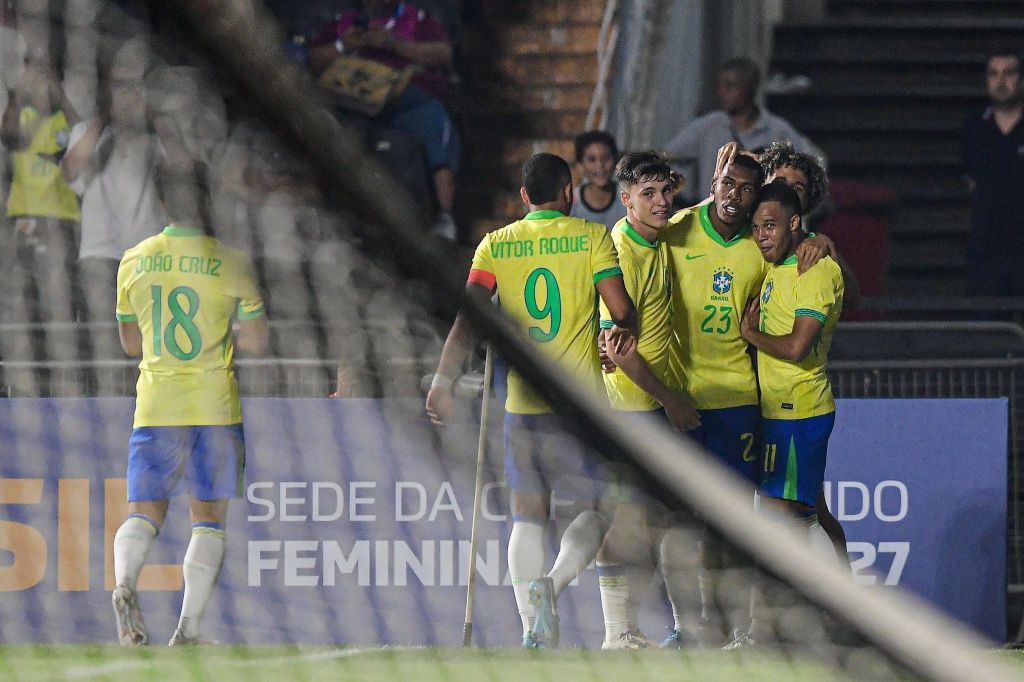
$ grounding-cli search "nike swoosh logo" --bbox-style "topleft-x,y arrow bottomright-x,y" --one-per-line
685,254 -> 706,260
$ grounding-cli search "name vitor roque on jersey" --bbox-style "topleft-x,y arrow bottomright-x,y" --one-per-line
489,235 -> 591,259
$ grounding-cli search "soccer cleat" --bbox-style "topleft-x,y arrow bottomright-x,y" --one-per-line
602,631 -> 649,651
112,584 -> 148,646
527,577 -> 559,648
168,629 -> 219,646
659,628 -> 685,649
722,630 -> 757,650
521,631 -> 540,649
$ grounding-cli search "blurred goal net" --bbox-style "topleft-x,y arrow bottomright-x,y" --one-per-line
0,1 -> 1017,680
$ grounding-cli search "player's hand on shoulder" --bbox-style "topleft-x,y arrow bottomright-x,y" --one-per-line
797,234 -> 833,273
739,296 -> 760,341
663,393 -> 701,432
425,383 -> 453,426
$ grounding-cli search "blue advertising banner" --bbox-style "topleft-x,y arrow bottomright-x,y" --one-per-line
0,398 -> 1008,646
824,399 -> 1008,642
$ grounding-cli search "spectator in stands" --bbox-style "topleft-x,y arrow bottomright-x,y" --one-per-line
63,39 -> 165,333
962,49 -> 1024,296
308,0 -> 461,241
570,130 -> 626,231
663,57 -> 817,205
2,52 -> 81,323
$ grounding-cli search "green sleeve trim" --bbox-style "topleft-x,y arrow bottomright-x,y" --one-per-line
599,319 -> 614,329
115,313 -> 137,322
593,267 -> 623,283
235,306 -> 266,320
795,308 -> 826,324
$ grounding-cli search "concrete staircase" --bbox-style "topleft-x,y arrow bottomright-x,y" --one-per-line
767,0 -> 1024,296
456,1 -> 607,242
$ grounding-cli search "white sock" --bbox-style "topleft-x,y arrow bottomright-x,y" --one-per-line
597,561 -> 629,642
177,525 -> 226,639
113,515 -> 158,590
547,510 -> 606,596
508,520 -> 546,636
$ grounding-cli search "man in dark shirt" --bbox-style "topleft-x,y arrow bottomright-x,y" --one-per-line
962,49 -> 1024,295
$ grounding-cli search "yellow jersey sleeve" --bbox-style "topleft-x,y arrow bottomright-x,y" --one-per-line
589,222 -> 622,283
115,251 -> 138,322
600,219 -> 673,411
757,257 -> 843,419
793,260 -> 838,326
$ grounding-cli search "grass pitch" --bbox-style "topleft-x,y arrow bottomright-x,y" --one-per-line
0,645 -> 927,681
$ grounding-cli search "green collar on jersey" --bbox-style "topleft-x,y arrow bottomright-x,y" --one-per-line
699,203 -> 749,247
780,254 -> 798,266
621,219 -> 657,248
524,210 -> 564,220
162,224 -> 204,237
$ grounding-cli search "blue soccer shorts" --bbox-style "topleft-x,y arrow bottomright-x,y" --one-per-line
689,405 -> 760,484
503,412 -> 609,505
759,412 -> 835,508
127,424 -> 246,502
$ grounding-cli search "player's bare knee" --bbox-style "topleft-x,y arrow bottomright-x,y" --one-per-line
128,500 -> 169,529
659,525 -> 701,572
510,491 -> 548,524
189,498 -> 229,525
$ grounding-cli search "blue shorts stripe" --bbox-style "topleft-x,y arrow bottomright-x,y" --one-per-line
759,412 -> 835,507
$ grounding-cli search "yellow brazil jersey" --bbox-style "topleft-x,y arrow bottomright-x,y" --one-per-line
469,210 -> 622,415
757,254 -> 844,420
6,107 -> 80,221
599,218 -> 674,411
116,225 -> 265,427
664,202 -> 768,410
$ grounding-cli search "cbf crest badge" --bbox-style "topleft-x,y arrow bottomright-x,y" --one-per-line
762,281 -> 773,303
712,269 -> 733,295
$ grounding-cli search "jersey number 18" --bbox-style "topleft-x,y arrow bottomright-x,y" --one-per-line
150,284 -> 203,360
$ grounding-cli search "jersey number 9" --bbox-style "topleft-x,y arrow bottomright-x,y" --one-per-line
524,268 -> 561,342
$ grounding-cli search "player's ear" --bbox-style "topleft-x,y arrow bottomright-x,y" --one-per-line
789,211 -> 801,234
520,186 -> 531,207
562,182 -> 572,206
619,188 -> 630,209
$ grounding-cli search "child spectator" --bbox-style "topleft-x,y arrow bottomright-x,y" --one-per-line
569,130 -> 625,231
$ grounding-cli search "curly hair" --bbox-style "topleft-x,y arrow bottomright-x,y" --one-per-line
759,141 -> 828,214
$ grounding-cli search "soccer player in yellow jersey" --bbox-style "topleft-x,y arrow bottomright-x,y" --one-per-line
426,153 -> 637,648
595,151 -> 700,649
741,180 -> 843,527
110,163 -> 268,646
657,154 -> 765,647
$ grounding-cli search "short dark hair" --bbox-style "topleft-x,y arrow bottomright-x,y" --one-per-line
987,49 -> 1022,71
156,159 -> 212,229
754,179 -> 803,217
522,153 -> 572,204
759,141 -> 829,213
721,153 -> 765,185
574,130 -> 619,163
615,150 -> 674,191
719,56 -> 760,92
